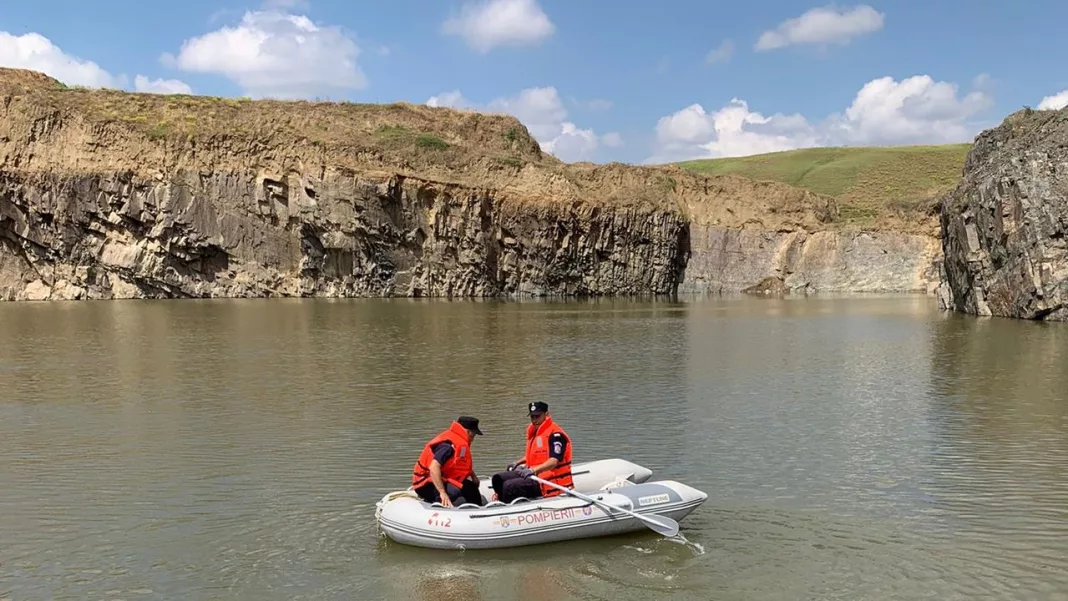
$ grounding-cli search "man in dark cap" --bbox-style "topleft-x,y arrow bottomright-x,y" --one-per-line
490,401 -> 574,503
411,416 -> 485,507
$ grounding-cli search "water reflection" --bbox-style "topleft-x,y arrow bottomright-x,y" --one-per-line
680,295 -> 943,521
1,296 -> 1067,600
923,312 -> 1068,554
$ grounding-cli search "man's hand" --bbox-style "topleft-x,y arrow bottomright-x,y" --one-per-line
516,466 -> 534,478
438,491 -> 453,508
430,460 -> 452,507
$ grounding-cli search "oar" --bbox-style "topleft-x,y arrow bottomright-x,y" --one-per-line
528,475 -> 680,537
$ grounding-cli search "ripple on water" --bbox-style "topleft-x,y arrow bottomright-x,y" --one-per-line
560,537 -> 706,597
3,297 -> 1068,600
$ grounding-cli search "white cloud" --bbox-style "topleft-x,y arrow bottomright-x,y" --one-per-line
162,9 -> 366,99
652,101 -> 817,162
648,74 -> 993,163
427,90 -> 469,108
825,75 -> 992,145
756,5 -> 884,51
134,75 -> 193,95
424,86 -> 615,162
706,40 -> 734,65
0,31 -> 124,88
0,30 -> 193,96
442,0 -> 554,53
601,132 -> 624,148
486,86 -> 568,141
543,122 -> 599,162
1038,90 -> 1068,111
656,104 -> 716,146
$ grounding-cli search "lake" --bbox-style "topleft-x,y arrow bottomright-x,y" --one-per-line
2,295 -> 1067,600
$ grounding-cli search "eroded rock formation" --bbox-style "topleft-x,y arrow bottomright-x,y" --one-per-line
682,227 -> 942,295
0,68 -> 944,301
0,170 -> 689,300
939,107 -> 1068,320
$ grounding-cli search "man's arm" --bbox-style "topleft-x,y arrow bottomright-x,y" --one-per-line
428,460 -> 452,507
428,442 -> 455,507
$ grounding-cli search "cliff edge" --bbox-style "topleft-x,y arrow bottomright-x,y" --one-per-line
939,106 -> 1068,320
1,68 -> 937,300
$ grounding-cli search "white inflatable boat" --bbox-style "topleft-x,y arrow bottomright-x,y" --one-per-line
374,458 -> 708,550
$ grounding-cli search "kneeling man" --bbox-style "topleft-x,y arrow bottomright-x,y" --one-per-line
411,416 -> 484,507
491,402 -> 573,503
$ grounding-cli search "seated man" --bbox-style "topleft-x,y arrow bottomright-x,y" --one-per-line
491,401 -> 573,503
411,416 -> 485,507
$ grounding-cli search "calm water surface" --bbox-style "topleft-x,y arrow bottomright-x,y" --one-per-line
1,295 -> 1067,600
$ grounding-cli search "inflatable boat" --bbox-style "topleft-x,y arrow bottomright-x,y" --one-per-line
374,458 -> 707,550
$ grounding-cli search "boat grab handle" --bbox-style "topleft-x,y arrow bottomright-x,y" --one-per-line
467,499 -> 595,519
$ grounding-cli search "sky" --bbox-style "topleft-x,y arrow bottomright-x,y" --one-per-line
2,0 -> 1068,165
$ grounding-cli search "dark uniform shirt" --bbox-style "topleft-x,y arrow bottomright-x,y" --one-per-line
430,441 -> 455,465
548,431 -> 568,461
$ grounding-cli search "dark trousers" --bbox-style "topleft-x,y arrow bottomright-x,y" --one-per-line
491,470 -> 542,503
414,479 -> 484,506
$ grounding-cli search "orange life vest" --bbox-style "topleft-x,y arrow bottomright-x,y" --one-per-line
412,421 -> 473,490
525,416 -> 573,497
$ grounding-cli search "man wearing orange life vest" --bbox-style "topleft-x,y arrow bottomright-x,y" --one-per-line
411,416 -> 485,508
490,401 -> 573,503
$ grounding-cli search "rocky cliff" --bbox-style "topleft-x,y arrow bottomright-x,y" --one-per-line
0,68 -> 940,301
681,227 -> 942,295
939,106 -> 1068,320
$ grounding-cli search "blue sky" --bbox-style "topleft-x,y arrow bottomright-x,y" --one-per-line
2,0 -> 1067,164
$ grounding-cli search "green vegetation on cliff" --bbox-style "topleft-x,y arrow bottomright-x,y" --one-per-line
675,144 -> 971,230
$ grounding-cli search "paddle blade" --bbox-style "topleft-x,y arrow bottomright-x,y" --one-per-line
644,513 -> 680,537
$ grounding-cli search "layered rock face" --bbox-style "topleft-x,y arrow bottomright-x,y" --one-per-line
0,68 -> 943,301
0,70 -> 689,300
672,176 -> 943,294
0,170 -> 689,300
939,107 -> 1068,320
681,227 -> 942,295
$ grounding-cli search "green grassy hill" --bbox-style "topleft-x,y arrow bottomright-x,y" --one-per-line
675,144 -> 972,230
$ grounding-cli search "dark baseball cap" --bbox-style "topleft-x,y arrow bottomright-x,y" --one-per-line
457,416 -> 483,435
527,401 -> 549,415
